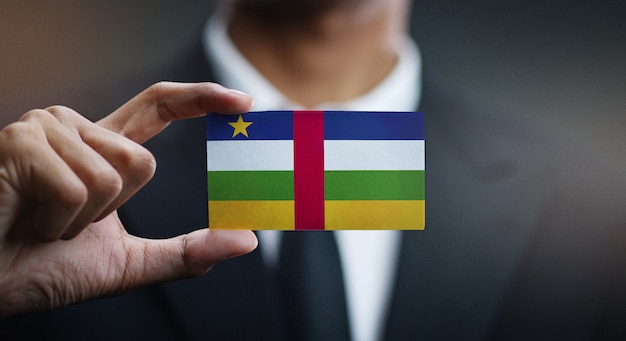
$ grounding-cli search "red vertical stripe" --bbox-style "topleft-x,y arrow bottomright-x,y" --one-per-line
293,111 -> 325,230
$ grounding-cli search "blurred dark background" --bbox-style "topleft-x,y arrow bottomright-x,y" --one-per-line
1,1 -> 625,162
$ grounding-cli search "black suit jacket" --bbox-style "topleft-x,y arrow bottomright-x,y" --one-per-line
3,34 -> 626,341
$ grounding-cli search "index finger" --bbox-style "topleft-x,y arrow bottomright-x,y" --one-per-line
97,82 -> 253,144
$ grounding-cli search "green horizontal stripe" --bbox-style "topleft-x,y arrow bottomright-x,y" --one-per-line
325,170 -> 424,200
208,171 -> 294,200
208,170 -> 424,201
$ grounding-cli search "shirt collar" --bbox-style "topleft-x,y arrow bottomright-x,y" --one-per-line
203,12 -> 422,112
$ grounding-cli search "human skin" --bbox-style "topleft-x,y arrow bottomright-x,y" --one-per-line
228,0 -> 409,108
0,82 -> 258,316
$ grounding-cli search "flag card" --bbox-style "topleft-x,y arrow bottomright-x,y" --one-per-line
206,111 -> 425,230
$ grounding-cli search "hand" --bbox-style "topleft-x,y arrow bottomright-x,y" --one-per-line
0,82 -> 258,316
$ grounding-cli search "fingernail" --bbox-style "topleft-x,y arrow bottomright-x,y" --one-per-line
227,89 -> 254,110
227,88 -> 249,97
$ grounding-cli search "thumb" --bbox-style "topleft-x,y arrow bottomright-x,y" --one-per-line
126,229 -> 257,286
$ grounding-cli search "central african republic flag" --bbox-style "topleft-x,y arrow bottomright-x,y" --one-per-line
206,111 -> 425,230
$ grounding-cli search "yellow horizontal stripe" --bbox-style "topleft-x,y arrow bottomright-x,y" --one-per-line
209,200 -> 294,230
325,200 -> 425,230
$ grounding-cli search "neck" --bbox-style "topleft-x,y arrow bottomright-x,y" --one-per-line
228,1 -> 409,108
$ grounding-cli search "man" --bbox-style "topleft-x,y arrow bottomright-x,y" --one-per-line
3,1 -> 626,340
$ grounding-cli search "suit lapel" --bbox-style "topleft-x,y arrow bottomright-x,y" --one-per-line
383,80 -> 545,339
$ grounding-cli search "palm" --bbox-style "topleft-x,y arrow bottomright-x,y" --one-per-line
1,212 -> 141,312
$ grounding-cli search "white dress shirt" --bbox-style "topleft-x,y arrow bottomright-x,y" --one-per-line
203,12 -> 422,341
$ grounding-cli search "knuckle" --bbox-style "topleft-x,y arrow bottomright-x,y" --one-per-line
57,181 -> 89,210
44,105 -> 80,124
19,108 -> 54,123
132,147 -> 158,181
18,106 -> 82,129
150,81 -> 173,93
149,81 -> 164,91
116,144 -> 157,183
0,122 -> 44,151
149,81 -> 176,122
0,121 -> 30,139
44,105 -> 73,116
147,81 -> 173,104
90,167 -> 124,199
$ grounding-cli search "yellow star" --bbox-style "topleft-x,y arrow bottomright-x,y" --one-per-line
228,114 -> 253,138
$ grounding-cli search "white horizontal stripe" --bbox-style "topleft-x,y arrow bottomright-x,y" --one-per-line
207,140 -> 293,171
324,140 -> 424,170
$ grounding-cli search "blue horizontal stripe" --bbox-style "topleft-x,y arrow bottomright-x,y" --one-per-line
324,111 -> 423,140
207,111 -> 424,141
207,111 -> 293,140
